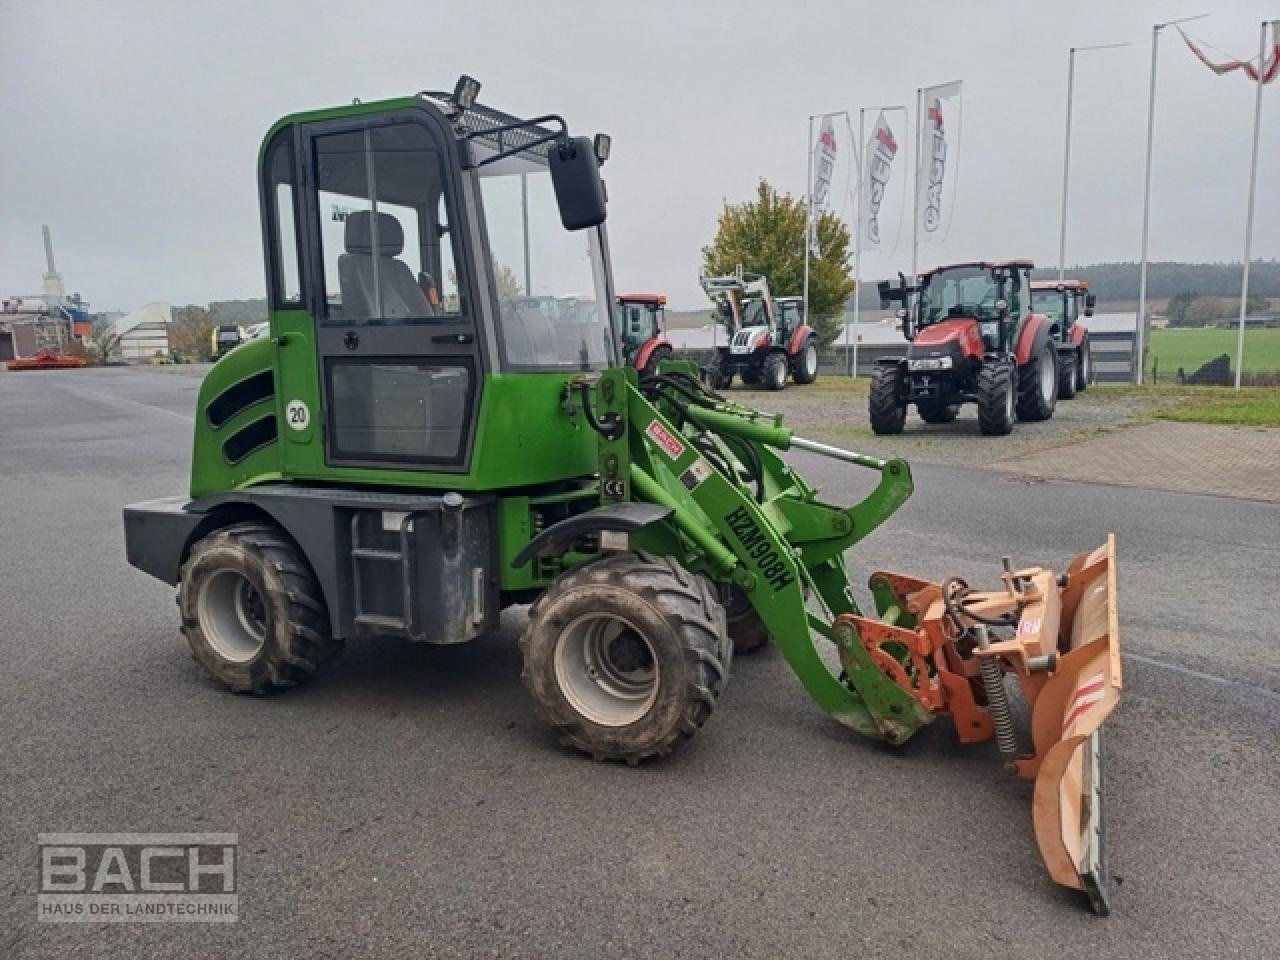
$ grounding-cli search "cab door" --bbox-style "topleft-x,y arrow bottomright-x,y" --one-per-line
300,111 -> 482,472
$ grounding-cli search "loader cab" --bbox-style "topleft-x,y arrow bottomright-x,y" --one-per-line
237,83 -> 618,495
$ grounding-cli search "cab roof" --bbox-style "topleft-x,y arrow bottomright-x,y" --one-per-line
617,293 -> 667,305
1030,280 -> 1089,292
920,259 -> 1035,279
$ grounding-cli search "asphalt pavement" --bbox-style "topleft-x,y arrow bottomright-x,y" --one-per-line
2,367 -> 1278,959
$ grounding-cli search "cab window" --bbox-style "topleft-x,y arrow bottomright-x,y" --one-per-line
312,122 -> 462,325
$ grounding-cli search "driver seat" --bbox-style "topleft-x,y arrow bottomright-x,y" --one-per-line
338,211 -> 432,320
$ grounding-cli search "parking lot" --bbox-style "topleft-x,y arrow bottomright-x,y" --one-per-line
3,367 -> 1279,959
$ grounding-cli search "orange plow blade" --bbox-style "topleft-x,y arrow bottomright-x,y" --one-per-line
1027,535 -> 1121,914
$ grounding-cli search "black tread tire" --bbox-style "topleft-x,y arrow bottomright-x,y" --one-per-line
790,340 -> 819,384
762,351 -> 788,391
179,522 -> 339,694
740,369 -> 760,385
1076,342 -> 1090,392
520,552 -> 730,764
1058,351 -> 1078,399
640,344 -> 673,379
977,362 -> 1016,436
916,399 -> 960,424
723,584 -> 771,654
1017,342 -> 1059,422
869,364 -> 908,435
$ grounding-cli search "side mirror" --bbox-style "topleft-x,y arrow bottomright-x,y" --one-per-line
549,136 -> 607,230
877,279 -> 899,310
1084,292 -> 1097,316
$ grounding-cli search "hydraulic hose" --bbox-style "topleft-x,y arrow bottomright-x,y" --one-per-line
575,382 -> 624,440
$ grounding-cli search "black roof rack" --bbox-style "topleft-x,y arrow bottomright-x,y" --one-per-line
418,91 -> 558,158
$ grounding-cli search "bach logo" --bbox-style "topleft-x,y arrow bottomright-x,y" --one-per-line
38,833 -> 239,923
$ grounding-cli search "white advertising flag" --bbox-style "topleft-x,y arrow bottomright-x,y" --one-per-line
863,111 -> 899,247
916,81 -> 962,239
810,115 -> 837,256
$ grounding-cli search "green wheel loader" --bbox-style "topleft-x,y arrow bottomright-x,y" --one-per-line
123,78 -> 1123,914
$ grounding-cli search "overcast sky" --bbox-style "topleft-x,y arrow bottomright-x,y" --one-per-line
2,0 -> 1277,312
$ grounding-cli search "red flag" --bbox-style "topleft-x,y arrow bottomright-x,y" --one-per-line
1177,25 -> 1279,84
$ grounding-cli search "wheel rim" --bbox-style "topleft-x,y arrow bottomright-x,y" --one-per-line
774,359 -> 786,388
1004,375 -> 1015,423
197,568 -> 267,663
1040,348 -> 1057,406
804,344 -> 817,377
554,613 -> 659,727
1080,349 -> 1090,384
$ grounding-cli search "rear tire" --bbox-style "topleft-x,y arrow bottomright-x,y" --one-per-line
179,522 -> 338,694
762,351 -> 788,391
1017,342 -> 1059,422
520,553 -> 730,763
977,362 -> 1016,436
869,364 -> 908,434
790,340 -> 819,384
1057,352 -> 1078,399
640,344 -> 672,379
916,399 -> 960,424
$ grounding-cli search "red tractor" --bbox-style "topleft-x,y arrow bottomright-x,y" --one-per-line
700,267 -> 819,390
1030,279 -> 1096,398
871,260 -> 1060,436
615,293 -> 672,376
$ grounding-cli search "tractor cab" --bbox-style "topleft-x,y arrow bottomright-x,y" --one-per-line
912,261 -> 1035,355
615,292 -> 671,374
774,296 -> 806,344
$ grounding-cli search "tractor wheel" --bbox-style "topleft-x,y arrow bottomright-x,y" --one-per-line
179,523 -> 339,694
916,399 -> 960,424
1017,342 -> 1059,422
790,340 -> 819,384
740,369 -> 760,385
1058,352 -> 1078,399
762,351 -> 788,391
869,364 -> 907,435
1076,343 -> 1091,392
722,584 -> 771,654
640,344 -> 673,379
976,362 -> 1017,436
520,552 -> 730,763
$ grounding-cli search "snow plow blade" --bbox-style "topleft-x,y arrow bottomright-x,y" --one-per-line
1026,535 -> 1121,915
855,535 -> 1122,914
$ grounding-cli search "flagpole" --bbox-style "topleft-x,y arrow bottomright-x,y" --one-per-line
911,87 -> 922,279
1058,42 -> 1132,282
804,113 -> 814,333
1137,14 -> 1207,386
1234,20 -> 1274,391
850,108 -> 864,377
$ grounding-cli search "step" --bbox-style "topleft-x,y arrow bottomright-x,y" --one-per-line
352,547 -> 403,562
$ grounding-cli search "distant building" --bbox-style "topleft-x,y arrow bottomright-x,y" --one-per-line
114,303 -> 172,361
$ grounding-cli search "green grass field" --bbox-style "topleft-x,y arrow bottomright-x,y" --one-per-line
1146,326 -> 1280,377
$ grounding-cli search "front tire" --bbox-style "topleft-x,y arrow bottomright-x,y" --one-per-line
723,584 -> 771,654
790,340 -> 819,384
869,364 -> 908,434
1076,343 -> 1091,391
977,362 -> 1016,436
520,553 -> 730,763
762,351 -> 788,391
179,522 -> 338,693
1058,352 -> 1078,399
1017,342 -> 1059,422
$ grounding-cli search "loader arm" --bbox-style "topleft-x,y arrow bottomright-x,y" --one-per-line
582,366 -> 932,743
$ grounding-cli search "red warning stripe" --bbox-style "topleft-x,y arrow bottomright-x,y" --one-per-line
1061,674 -> 1106,733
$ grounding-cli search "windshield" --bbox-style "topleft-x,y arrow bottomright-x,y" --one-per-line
741,297 -> 769,327
475,147 -> 614,370
1031,290 -> 1067,324
919,267 -> 1002,324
